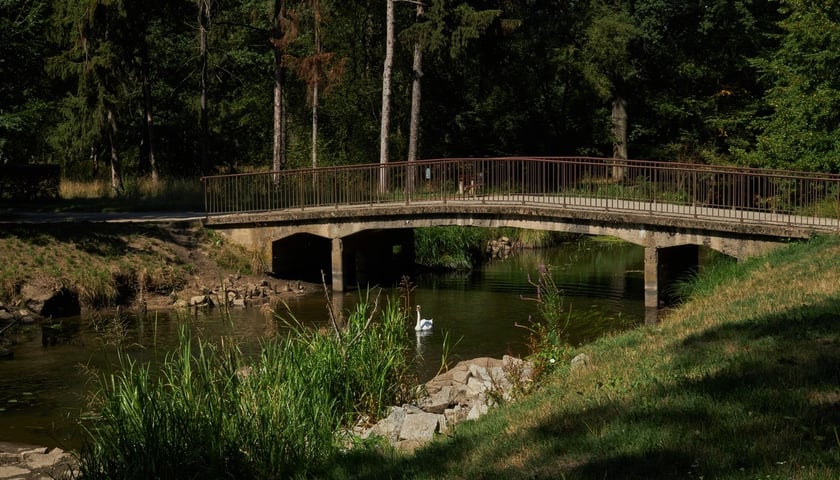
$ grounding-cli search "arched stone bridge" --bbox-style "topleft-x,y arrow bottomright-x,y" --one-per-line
202,157 -> 840,313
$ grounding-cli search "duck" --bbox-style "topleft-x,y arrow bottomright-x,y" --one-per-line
414,305 -> 433,331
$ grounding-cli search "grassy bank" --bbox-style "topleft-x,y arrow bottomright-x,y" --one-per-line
334,236 -> 840,479
0,222 -> 253,308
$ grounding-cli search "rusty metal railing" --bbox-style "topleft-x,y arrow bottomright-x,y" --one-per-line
201,157 -> 840,232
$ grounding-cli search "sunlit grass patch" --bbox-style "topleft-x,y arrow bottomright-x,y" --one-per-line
334,236 -> 840,479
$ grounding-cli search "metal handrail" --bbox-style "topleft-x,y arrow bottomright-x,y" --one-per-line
201,157 -> 840,232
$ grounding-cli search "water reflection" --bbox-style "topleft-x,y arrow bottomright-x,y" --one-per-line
0,237 -> 647,449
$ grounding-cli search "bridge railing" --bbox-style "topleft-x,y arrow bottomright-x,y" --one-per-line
202,157 -> 840,230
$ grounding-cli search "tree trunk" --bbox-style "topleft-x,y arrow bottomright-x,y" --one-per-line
611,96 -> 628,181
107,109 -> 123,195
311,79 -> 319,169
406,3 -> 424,193
311,2 -> 320,170
141,58 -> 159,183
379,0 -> 395,193
198,0 -> 210,175
273,0 -> 286,177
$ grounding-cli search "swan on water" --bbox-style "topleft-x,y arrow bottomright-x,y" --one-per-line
415,305 -> 433,331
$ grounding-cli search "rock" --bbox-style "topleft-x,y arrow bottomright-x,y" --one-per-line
399,412 -> 444,442
189,295 -> 213,307
0,442 -> 76,479
444,404 -> 468,426
360,356 -> 534,451
419,385 -> 453,414
21,285 -> 80,318
0,308 -> 14,322
467,401 -> 489,421
365,406 -> 406,444
570,353 -> 590,370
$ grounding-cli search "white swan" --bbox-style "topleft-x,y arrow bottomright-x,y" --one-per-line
414,305 -> 433,331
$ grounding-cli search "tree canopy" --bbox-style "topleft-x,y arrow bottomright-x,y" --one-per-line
2,0 -> 839,185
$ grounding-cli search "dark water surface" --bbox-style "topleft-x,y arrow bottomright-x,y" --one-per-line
0,237 -> 646,449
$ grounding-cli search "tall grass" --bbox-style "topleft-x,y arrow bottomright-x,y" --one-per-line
518,264 -> 574,377
414,227 -> 570,270
77,292 -> 414,479
55,176 -> 203,211
414,226 -> 487,270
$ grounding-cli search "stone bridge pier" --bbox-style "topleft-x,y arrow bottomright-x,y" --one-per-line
640,230 -> 784,317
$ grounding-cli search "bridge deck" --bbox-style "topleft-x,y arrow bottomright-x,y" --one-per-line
205,193 -> 838,239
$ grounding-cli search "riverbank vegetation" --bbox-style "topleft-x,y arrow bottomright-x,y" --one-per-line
325,235 -> 840,479
77,293 -> 414,479
64,231 -> 840,478
414,226 -> 573,270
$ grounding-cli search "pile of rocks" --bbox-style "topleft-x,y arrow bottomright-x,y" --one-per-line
486,236 -> 517,260
356,355 -> 534,451
181,277 -> 308,308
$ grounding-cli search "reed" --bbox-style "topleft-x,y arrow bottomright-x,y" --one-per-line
77,291 -> 414,479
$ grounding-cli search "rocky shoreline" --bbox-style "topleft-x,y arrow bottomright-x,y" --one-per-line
356,355 -> 534,451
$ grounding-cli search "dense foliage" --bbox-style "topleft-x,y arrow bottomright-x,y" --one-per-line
2,0 -> 839,187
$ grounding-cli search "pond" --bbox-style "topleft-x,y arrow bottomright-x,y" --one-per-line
0,236 -> 648,450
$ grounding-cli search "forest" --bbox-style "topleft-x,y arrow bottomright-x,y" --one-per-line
1,0 -> 839,194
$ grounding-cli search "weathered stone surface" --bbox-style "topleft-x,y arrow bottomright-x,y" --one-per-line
189,295 -> 213,307
419,385 -> 452,414
399,412 -> 444,442
360,356 -> 534,451
365,406 -> 406,444
0,443 -> 76,480
570,353 -> 590,370
21,284 -> 80,319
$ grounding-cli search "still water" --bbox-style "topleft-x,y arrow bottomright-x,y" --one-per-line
0,237 -> 645,449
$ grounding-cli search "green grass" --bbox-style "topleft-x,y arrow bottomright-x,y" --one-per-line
0,223 -> 206,307
77,292 -> 415,479
323,235 -> 840,479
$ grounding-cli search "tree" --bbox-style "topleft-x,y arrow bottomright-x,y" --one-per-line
271,0 -> 288,173
579,0 -> 640,178
197,0 -> 213,175
0,0 -> 51,165
286,0 -> 345,169
378,0 -> 395,192
48,0 -> 138,193
748,0 -> 840,172
400,0 -> 499,193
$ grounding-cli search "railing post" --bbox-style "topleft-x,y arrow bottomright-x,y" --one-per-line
692,169 -> 697,218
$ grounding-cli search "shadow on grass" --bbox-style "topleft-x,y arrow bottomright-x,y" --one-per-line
333,297 -> 840,479
0,222 -> 197,257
